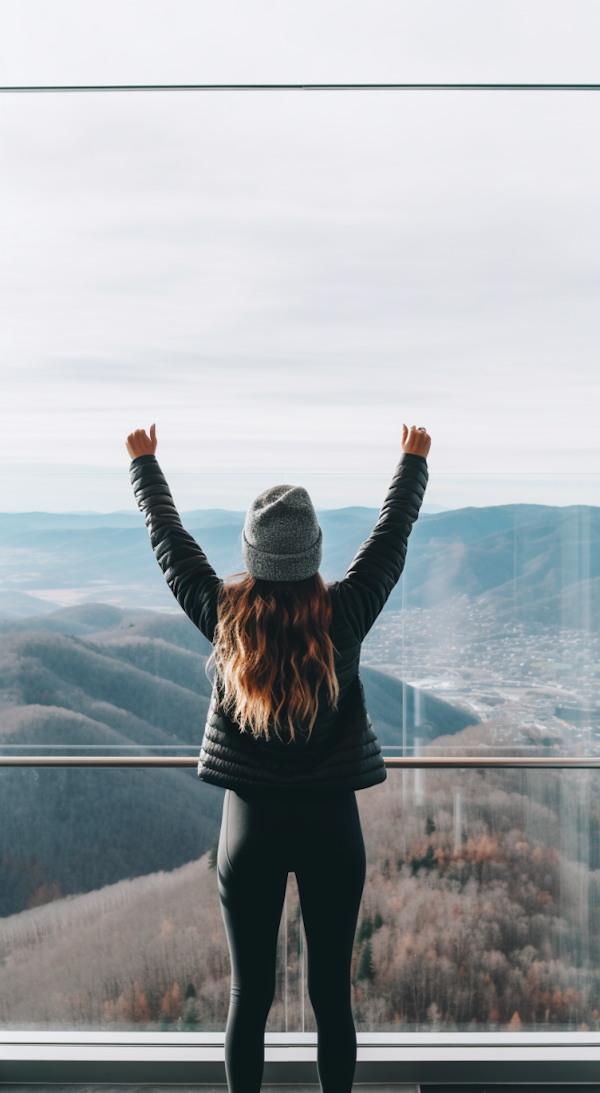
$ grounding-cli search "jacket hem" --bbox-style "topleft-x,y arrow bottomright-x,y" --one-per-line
197,762 -> 387,796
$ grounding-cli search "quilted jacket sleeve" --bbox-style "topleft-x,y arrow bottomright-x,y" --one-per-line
130,454 -> 222,643
336,452 -> 428,643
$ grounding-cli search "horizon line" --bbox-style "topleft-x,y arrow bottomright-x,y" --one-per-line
3,499 -> 600,517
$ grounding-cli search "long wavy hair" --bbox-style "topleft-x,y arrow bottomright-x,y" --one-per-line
213,572 -> 339,742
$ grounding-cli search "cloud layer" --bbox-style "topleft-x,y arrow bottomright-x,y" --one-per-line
1,4 -> 599,509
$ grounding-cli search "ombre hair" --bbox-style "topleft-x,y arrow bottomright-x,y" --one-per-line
213,572 -> 339,742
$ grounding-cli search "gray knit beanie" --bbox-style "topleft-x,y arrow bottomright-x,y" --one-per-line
242,484 -> 322,582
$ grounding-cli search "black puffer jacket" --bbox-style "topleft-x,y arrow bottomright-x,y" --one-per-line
130,452 -> 428,797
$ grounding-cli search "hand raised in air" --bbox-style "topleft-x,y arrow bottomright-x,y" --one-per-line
126,423 -> 157,460
402,424 -> 431,458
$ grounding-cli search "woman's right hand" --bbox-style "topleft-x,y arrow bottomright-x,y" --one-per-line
126,424 -> 157,460
402,424 -> 431,458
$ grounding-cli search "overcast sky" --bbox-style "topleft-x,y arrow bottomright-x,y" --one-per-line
1,1 -> 599,511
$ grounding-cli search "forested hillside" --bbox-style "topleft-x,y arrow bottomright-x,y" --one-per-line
0,605 -> 475,917
0,606 -> 215,917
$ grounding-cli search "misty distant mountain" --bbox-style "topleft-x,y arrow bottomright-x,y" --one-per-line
0,604 -> 475,917
0,504 -> 441,532
0,502 -> 597,626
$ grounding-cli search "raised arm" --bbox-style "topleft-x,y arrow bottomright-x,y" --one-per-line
127,425 -> 222,642
336,425 -> 430,642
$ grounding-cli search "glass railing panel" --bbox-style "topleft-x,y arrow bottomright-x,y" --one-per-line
1,79 -> 598,1036
349,768 -> 600,1032
280,769 -> 600,1035
4,766 -> 600,1033
0,766 -> 303,1033
0,782 -> 224,1031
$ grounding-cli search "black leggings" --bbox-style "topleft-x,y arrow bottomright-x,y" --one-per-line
217,788 -> 366,1093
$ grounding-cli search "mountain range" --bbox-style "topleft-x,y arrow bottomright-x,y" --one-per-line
0,503 -> 597,628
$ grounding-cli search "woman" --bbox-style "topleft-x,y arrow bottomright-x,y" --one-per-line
126,423 -> 430,1093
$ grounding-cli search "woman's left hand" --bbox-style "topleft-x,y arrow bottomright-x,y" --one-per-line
126,423 -> 157,459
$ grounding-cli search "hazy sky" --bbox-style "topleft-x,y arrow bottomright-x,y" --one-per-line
1,1 -> 599,510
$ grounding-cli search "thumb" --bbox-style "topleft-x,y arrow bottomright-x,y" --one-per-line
150,423 -> 156,444
402,423 -> 408,443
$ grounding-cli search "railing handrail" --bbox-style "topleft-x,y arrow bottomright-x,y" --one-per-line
2,83 -> 600,93
1,755 -> 600,768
